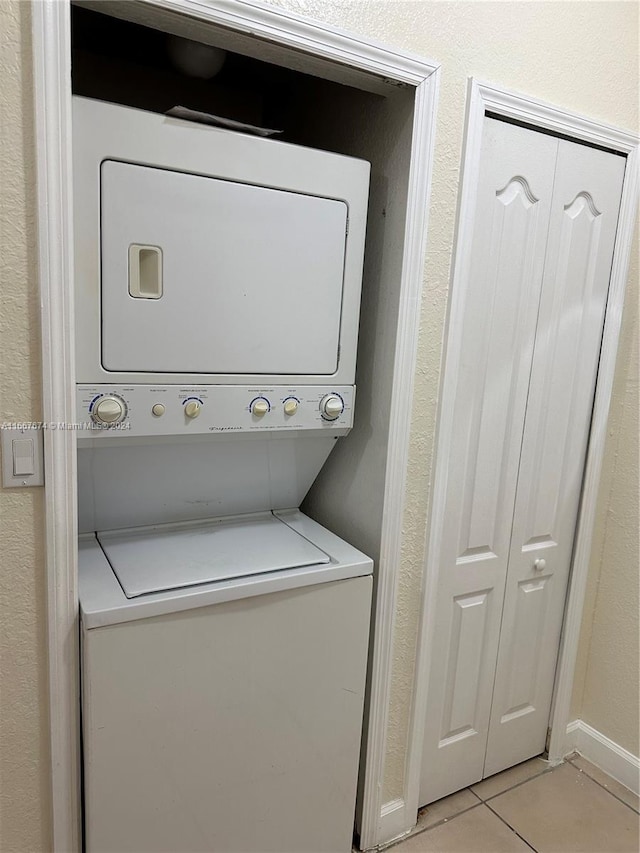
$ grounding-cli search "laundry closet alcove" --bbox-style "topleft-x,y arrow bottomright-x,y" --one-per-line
31,1 -> 440,850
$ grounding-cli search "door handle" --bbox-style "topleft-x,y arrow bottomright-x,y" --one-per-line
129,244 -> 163,299
533,558 -> 546,572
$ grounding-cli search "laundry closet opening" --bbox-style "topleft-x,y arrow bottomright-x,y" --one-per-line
70,3 -> 421,850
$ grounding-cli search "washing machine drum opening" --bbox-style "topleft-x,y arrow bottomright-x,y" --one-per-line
97,513 -> 331,599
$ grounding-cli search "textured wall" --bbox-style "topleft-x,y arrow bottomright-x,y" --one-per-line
570,231 -> 639,756
0,1 -> 637,848
0,1 -> 52,851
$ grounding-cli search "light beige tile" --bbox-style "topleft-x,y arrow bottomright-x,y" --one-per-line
470,756 -> 548,800
415,788 -> 481,831
392,804 -> 530,852
569,754 -> 640,813
490,762 -> 640,852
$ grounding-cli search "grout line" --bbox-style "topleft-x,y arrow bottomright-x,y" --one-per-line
567,758 -> 640,815
484,799 -> 539,852
481,766 -> 555,803
383,800 -> 485,850
398,764 -> 555,848
416,800 -> 485,835
387,757 -> 638,851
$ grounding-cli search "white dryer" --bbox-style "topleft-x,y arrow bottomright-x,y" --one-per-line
72,97 -> 370,388
80,510 -> 372,853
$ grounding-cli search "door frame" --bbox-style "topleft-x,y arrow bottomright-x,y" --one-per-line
31,1 -> 440,850
405,77 -> 639,826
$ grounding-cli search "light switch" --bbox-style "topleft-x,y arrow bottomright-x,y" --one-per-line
12,438 -> 35,476
1,427 -> 44,488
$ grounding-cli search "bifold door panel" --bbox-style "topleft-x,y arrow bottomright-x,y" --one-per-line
483,139 -> 626,777
101,160 -> 348,375
419,118 -> 625,805
419,120 -> 558,803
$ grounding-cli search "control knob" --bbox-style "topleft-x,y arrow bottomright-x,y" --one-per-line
251,399 -> 270,417
320,394 -> 344,420
91,395 -> 126,426
184,400 -> 201,419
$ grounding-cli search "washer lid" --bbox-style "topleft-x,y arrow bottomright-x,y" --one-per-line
97,513 -> 330,599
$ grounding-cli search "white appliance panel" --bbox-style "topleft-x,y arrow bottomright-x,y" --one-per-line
82,576 -> 372,853
101,160 -> 347,375
76,431 -> 342,533
98,512 -> 330,598
75,384 -> 355,438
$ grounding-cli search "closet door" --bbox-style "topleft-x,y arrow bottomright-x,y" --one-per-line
418,119 -> 558,806
483,140 -> 626,777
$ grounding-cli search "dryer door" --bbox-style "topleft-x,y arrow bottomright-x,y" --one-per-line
100,160 -> 348,375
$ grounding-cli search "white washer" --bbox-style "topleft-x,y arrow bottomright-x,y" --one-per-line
80,509 -> 373,853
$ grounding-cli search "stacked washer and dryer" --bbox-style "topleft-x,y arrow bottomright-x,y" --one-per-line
74,96 -> 373,853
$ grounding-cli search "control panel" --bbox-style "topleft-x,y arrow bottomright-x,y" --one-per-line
76,385 -> 355,437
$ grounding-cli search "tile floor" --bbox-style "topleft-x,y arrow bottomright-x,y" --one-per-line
388,755 -> 639,852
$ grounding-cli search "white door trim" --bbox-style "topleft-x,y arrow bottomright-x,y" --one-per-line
361,67 -> 440,851
31,2 -> 440,850
405,78 -> 639,827
32,3 -> 80,851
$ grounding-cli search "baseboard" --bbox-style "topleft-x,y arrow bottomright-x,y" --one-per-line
566,719 -> 640,796
564,718 -> 581,756
370,798 -> 411,850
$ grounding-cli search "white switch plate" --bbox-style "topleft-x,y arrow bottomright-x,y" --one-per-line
1,426 -> 44,488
